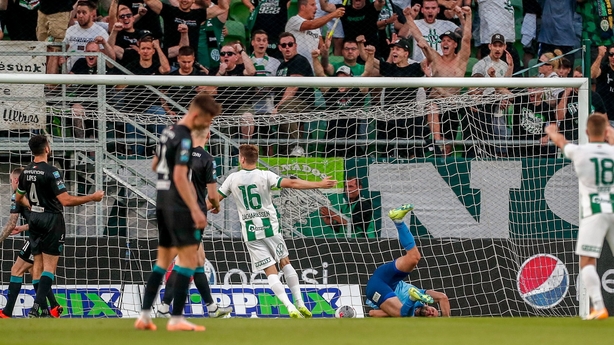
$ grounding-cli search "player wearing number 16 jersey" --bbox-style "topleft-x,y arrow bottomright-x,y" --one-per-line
15,135 -> 104,318
212,144 -> 337,318
545,113 -> 614,320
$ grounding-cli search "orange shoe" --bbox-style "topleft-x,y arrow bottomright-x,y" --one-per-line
134,317 -> 157,330
50,306 -> 63,318
166,319 -> 206,332
0,310 -> 10,319
586,308 -> 609,320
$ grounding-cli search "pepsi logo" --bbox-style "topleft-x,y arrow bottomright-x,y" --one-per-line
517,254 -> 569,309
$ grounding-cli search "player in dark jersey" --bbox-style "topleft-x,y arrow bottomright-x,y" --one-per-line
0,167 -> 62,318
135,93 -> 222,332
15,135 -> 104,318
157,128 -> 232,318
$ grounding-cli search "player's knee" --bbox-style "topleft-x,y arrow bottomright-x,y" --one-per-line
398,250 -> 421,272
278,257 -> 291,269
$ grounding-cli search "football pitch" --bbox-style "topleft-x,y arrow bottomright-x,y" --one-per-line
2,317 -> 614,345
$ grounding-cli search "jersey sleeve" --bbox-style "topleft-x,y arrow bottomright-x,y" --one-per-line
50,168 -> 68,196
265,171 -> 282,189
218,174 -> 233,198
176,136 -> 192,166
17,171 -> 26,195
203,157 -> 217,185
563,143 -> 578,159
10,193 -> 23,214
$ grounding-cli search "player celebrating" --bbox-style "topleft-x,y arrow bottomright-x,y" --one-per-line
0,167 -> 62,318
212,144 -> 337,318
15,135 -> 104,318
157,128 -> 232,319
545,114 -> 614,320
365,204 -> 450,317
135,93 -> 221,331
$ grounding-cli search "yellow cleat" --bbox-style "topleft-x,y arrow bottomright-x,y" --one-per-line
289,308 -> 303,319
388,204 -> 414,222
297,306 -> 312,318
585,308 -> 609,320
409,287 -> 434,304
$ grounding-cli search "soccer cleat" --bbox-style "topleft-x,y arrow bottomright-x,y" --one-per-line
40,308 -> 52,318
388,204 -> 415,222
28,304 -> 41,318
297,306 -> 312,318
50,305 -> 63,318
208,306 -> 233,318
409,287 -> 434,304
134,317 -> 158,331
585,308 -> 609,320
156,303 -> 171,318
289,306 -> 303,319
0,310 -> 10,318
166,319 -> 206,331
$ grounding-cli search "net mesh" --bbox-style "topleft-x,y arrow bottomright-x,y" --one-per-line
0,75 -> 584,318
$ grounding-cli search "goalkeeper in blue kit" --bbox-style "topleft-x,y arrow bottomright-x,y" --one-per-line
365,204 -> 450,317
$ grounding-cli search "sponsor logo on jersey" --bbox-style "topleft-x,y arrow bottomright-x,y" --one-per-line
53,171 -> 60,178
517,254 -> 569,309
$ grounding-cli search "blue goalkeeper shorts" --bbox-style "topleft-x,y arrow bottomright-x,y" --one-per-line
365,260 -> 409,307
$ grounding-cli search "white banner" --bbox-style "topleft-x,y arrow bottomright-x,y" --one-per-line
0,41 -> 48,130
0,284 -> 364,318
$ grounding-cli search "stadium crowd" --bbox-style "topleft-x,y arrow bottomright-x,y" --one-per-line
0,0 -> 611,158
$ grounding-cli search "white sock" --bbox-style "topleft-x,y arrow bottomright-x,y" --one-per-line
267,274 -> 294,309
206,303 -> 218,313
282,264 -> 304,308
581,265 -> 605,310
168,315 -> 185,325
140,310 -> 151,320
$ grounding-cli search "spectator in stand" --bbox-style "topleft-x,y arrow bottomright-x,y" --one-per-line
143,0 -> 227,61
197,0 -> 228,71
63,1 -> 110,72
319,0 -> 385,48
377,0 -> 408,59
108,4 -> 152,62
510,88 -> 557,158
403,0 -> 458,62
69,39 -> 116,139
243,0 -> 289,59
557,56 -> 572,78
536,50 -> 563,106
119,0 -> 163,38
319,176 -> 375,238
520,0 -> 541,71
37,0 -> 76,74
312,48 -> 369,157
363,40 -> 426,158
591,45 -> 614,127
112,35 -> 170,155
475,0 -> 521,75
537,0 -> 577,56
0,0 -> 38,41
274,32 -> 315,156
285,0 -> 344,70
320,38 -> 364,76
557,66 -> 607,142
163,46 -> 209,117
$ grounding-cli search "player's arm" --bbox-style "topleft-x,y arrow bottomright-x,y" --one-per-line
426,290 -> 450,317
152,155 -> 159,171
0,213 -> 20,242
56,191 -> 104,206
280,176 -> 337,189
544,123 -> 568,150
206,182 -> 220,212
368,309 -> 391,317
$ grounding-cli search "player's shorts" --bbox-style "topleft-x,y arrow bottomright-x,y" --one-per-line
17,240 -> 34,264
28,212 -> 66,256
156,208 -> 201,248
365,260 -> 409,307
576,213 -> 614,258
245,234 -> 289,271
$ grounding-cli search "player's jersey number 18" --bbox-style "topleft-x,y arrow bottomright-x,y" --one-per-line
590,157 -> 614,186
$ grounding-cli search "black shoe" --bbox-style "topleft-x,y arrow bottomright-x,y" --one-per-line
40,308 -> 52,318
28,303 -> 41,318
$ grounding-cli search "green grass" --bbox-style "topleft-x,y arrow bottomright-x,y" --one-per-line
2,318 -> 614,345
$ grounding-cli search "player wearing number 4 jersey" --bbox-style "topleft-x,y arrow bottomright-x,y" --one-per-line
545,113 -> 614,320
15,135 -> 104,318
0,167 -> 62,318
211,144 -> 337,318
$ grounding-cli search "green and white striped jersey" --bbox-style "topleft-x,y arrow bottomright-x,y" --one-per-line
565,142 -> 614,218
218,169 -> 282,242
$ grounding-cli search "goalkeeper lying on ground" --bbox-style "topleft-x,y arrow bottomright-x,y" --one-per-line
365,204 -> 450,317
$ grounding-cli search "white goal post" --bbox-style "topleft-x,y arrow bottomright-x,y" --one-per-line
0,74 -> 592,318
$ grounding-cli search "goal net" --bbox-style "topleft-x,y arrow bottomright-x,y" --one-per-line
0,72 -> 589,318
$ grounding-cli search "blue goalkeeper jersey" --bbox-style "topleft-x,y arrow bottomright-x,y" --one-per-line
365,281 -> 425,316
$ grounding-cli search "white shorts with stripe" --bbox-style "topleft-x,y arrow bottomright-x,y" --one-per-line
576,213 -> 614,258
245,233 -> 289,271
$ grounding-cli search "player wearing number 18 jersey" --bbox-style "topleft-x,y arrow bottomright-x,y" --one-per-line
214,144 -> 337,318
15,135 -> 104,318
545,114 -> 614,320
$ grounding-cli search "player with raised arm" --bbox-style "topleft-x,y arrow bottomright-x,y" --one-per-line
15,135 -> 104,318
0,167 -> 62,318
545,114 -> 614,320
211,144 -> 337,318
157,128 -> 232,319
135,93 -> 221,331
365,204 -> 450,318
